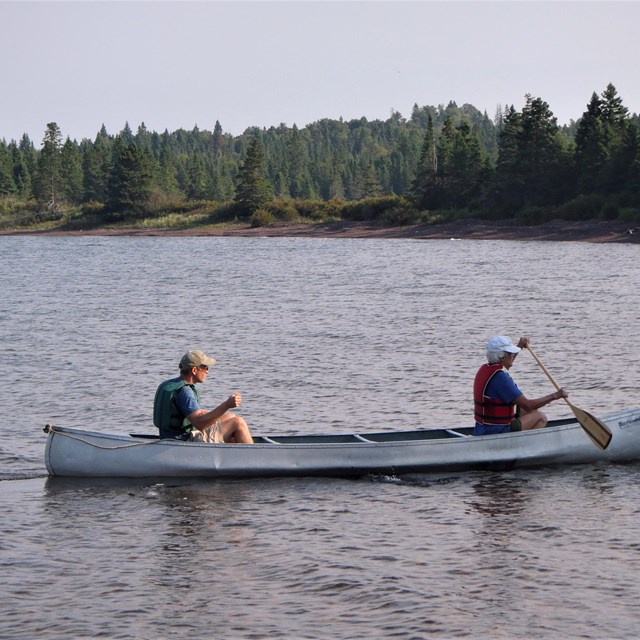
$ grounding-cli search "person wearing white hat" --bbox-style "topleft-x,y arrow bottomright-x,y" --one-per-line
154,350 -> 253,443
473,336 -> 568,436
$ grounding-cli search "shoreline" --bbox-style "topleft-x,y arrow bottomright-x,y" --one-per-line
2,218 -> 639,243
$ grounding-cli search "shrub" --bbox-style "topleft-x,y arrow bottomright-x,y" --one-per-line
602,202 -> 619,220
145,189 -> 186,214
207,201 -> 240,224
340,195 -> 405,221
291,198 -> 331,220
268,202 -> 299,222
516,206 -> 554,226
379,205 -> 421,226
250,209 -> 276,227
619,207 -> 640,223
555,194 -> 604,221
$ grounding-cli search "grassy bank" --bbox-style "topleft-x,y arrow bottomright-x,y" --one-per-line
2,194 -> 639,241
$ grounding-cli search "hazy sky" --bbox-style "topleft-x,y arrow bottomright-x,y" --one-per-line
2,1 -> 639,146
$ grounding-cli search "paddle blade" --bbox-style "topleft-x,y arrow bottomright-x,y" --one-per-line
569,403 -> 612,450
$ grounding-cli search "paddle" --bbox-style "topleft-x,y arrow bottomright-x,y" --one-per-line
526,346 -> 612,450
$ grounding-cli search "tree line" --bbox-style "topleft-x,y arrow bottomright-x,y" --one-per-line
1,83 -> 639,228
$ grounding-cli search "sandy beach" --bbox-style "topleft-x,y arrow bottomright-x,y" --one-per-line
4,218 -> 639,243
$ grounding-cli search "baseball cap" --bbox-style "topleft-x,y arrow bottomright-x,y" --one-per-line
179,350 -> 217,370
487,336 -> 521,355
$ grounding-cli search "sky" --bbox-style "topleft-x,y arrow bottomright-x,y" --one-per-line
2,0 -> 639,146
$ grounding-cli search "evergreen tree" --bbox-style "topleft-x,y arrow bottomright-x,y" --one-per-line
234,138 -> 273,216
604,119 -> 639,196
445,122 -> 484,207
158,144 -> 179,193
411,115 -> 437,207
107,141 -> 153,214
622,139 -> 640,206
0,141 -> 16,195
286,126 -> 313,198
120,122 -> 134,144
490,106 -> 524,212
363,162 -> 383,197
599,84 -> 632,194
83,129 -> 112,202
19,134 -> 38,179
35,122 -> 64,209
186,153 -> 209,200
516,96 -> 564,205
600,83 -> 628,127
135,122 -> 152,152
491,97 -> 567,210
11,143 -> 31,196
60,137 -> 84,203
574,92 -> 607,193
212,120 -> 224,156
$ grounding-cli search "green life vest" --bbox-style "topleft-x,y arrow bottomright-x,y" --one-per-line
153,378 -> 201,439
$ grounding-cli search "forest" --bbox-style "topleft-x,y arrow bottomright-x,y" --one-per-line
1,83 -> 639,231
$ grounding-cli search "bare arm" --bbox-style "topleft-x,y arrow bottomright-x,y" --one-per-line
186,393 -> 242,431
515,389 -> 567,413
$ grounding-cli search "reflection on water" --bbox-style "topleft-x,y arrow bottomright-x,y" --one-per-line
469,473 -> 530,519
2,236 -> 640,639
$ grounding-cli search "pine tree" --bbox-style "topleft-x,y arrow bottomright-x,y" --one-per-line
60,137 -> 84,203
212,120 -> 224,156
0,141 -> 16,195
135,123 -> 152,152
83,129 -> 112,202
600,83 -> 628,127
186,153 -> 209,200
445,122 -> 484,207
493,97 -> 566,209
362,162 -> 383,197
599,84 -> 632,194
158,144 -> 179,193
234,138 -> 273,216
35,122 -> 64,210
410,115 -> 437,207
574,92 -> 607,193
11,143 -> 31,196
287,126 -> 313,198
107,141 -> 153,215
19,134 -> 38,179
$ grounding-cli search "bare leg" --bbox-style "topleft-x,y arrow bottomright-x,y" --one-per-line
519,409 -> 548,430
219,413 -> 253,443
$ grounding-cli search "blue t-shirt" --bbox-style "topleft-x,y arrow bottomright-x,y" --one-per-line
485,369 -> 523,406
475,369 -> 523,435
174,383 -> 201,418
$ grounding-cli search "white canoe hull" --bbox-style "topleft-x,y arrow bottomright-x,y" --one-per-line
44,408 -> 640,478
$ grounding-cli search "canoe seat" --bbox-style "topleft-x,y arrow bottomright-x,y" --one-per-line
353,434 -> 375,443
445,429 -> 468,438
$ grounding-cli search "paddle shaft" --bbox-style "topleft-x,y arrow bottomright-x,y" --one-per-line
525,345 -> 612,450
526,346 -> 568,405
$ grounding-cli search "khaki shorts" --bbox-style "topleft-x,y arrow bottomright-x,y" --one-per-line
189,421 -> 225,443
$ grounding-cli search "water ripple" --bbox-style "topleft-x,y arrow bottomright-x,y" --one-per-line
1,237 -> 640,639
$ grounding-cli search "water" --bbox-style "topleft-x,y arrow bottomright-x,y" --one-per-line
1,236 -> 639,639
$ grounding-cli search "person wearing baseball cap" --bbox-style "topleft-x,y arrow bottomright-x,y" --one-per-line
473,335 -> 568,436
153,350 -> 253,443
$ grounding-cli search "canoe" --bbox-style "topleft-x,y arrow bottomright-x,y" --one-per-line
43,407 -> 640,479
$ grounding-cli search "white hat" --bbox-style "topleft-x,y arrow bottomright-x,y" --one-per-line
487,336 -> 521,356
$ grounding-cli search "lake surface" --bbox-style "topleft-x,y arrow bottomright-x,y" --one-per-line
1,235 -> 639,639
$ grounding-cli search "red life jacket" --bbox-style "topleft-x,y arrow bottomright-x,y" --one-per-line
473,363 -> 516,425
